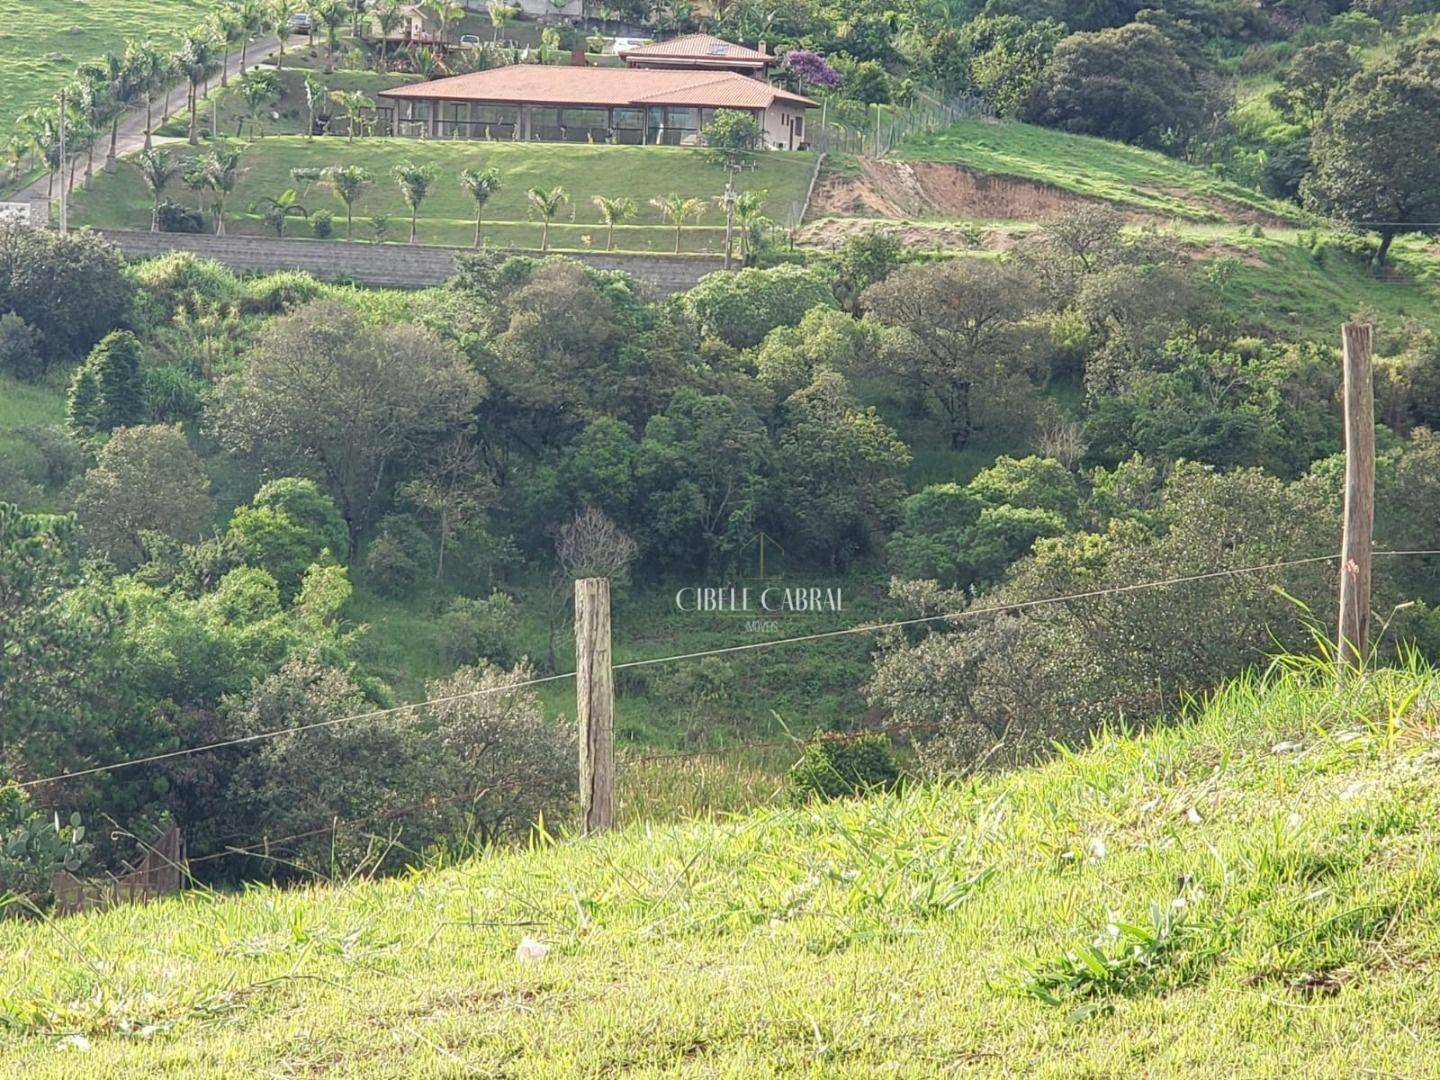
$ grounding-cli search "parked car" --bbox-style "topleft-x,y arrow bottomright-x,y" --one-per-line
608,37 -> 649,55
288,12 -> 314,33
459,33 -> 481,47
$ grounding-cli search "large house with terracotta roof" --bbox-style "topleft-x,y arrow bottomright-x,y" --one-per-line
376,35 -> 815,150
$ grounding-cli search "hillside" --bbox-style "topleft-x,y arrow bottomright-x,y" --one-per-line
4,662 -> 1439,1075
68,138 -> 815,252
0,0 -> 215,143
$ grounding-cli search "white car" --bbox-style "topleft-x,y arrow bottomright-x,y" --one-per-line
288,12 -> 314,32
608,37 -> 649,55
459,34 -> 481,47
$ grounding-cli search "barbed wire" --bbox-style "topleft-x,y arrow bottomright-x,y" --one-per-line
21,548 -> 1440,793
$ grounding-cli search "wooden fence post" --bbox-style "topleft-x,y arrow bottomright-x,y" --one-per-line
574,577 -> 614,833
1337,322 -> 1375,673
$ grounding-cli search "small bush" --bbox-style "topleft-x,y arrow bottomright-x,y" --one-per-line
311,210 -> 335,239
365,514 -> 431,597
438,591 -> 519,667
237,270 -> 324,315
0,313 -> 44,381
157,200 -> 206,233
143,364 -> 207,423
788,733 -> 902,804
0,783 -> 91,905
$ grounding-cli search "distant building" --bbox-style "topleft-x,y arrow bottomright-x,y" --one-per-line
377,36 -> 814,149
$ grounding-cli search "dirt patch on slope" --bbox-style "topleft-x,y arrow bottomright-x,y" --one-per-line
807,156 -> 1166,225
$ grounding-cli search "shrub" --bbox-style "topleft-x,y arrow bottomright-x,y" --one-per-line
683,264 -> 836,349
0,313 -> 44,381
365,514 -> 431,597
0,783 -> 91,905
237,270 -> 324,316
157,200 -> 206,233
143,364 -> 207,423
438,591 -> 519,667
0,224 -> 134,361
311,210 -> 335,239
788,733 -> 902,803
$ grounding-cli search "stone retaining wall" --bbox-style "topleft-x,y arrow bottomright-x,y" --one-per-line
94,230 -> 727,295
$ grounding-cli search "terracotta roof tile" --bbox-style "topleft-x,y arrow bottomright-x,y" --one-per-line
620,34 -> 772,63
378,66 -> 815,109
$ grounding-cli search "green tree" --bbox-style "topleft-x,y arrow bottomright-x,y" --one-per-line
861,259 -> 1039,449
773,371 -> 911,566
67,330 -> 147,436
211,301 -> 485,554
1268,40 -> 1359,126
634,390 -> 771,569
683,264 -> 836,349
74,424 -> 215,568
393,160 -> 439,243
136,147 -> 178,232
235,68 -> 282,138
650,193 -> 706,254
459,166 -> 503,247
592,195 -> 637,251
0,224 -> 134,361
1302,41 -> 1440,266
526,185 -> 569,252
303,73 -> 329,141
204,143 -> 243,235
700,108 -> 761,162
322,163 -> 373,238
1026,23 -> 1205,149
226,476 -> 347,595
331,89 -> 371,142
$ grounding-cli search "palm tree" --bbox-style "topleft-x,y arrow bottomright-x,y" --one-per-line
323,164 -> 373,238
592,195 -> 637,251
101,51 -> 140,171
125,40 -> 165,152
72,67 -> 109,183
651,193 -> 706,254
431,0 -> 465,44
526,185 -> 568,252
204,144 -> 243,234
373,0 -> 402,71
486,0 -> 512,44
253,188 -> 309,236
303,74 -> 329,141
236,68 -> 282,138
270,0 -> 299,70
314,0 -> 348,74
3,136 -> 26,187
230,0 -> 266,75
733,189 -> 767,263
182,154 -> 211,211
392,160 -> 438,242
459,166 -> 502,247
175,33 -> 213,146
331,89 -> 370,142
137,148 -> 178,231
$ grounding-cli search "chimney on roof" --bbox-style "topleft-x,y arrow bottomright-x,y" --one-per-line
758,39 -> 767,54
571,45 -> 587,66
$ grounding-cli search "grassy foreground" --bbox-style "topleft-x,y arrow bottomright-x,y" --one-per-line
67,137 -> 815,253
4,659 -> 1440,1075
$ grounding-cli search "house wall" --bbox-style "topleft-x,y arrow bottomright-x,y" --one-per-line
762,105 -> 808,150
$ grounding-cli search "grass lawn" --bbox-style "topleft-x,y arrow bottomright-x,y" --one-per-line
67,136 -> 815,253
0,0 -> 218,143
4,662 -> 1439,1074
897,118 -> 1301,223
1208,232 -> 1440,337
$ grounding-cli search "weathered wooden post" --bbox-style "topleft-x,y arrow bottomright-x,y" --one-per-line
574,577 -> 614,832
1337,321 -> 1375,673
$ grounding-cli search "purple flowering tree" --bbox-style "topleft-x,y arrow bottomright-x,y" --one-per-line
780,49 -> 841,90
